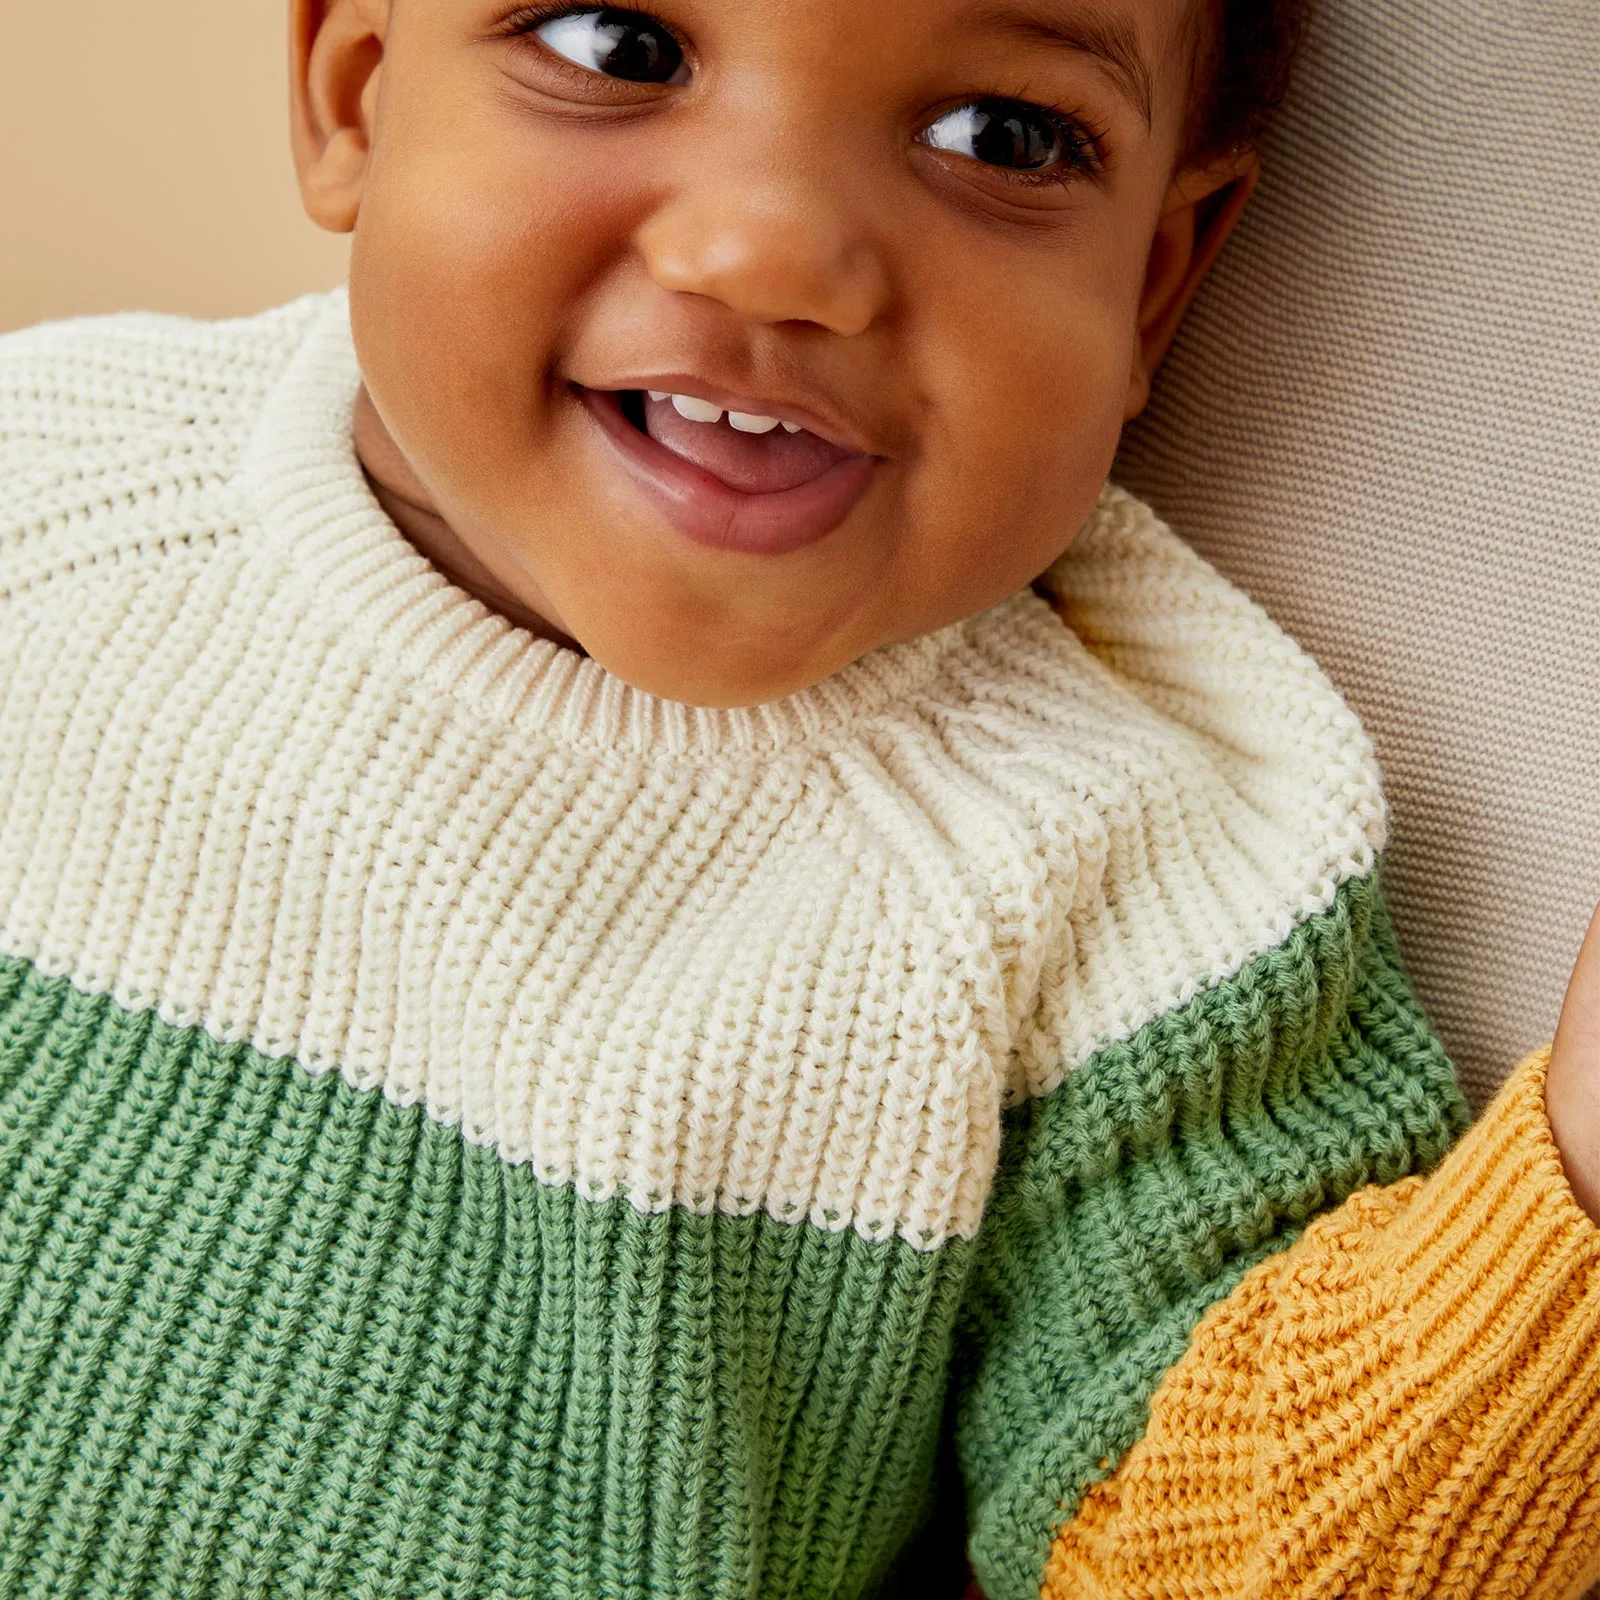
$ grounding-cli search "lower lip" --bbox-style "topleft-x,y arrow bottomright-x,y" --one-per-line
578,386 -> 878,557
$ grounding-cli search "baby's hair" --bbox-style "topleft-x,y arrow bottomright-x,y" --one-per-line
1186,0 -> 1312,163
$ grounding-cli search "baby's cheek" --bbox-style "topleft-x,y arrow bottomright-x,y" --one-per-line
890,401 -> 1118,642
935,304 -> 1128,528
938,353 -> 1126,626
351,85 -> 631,475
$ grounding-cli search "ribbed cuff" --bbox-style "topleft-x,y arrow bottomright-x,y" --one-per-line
1377,1043 -> 1600,1302
1247,1043 -> 1600,1596
1035,1046 -> 1600,1600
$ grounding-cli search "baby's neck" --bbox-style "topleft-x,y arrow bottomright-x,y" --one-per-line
353,388 -> 586,656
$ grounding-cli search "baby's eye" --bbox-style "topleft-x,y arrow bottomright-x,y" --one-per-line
920,99 -> 1099,177
531,7 -> 689,85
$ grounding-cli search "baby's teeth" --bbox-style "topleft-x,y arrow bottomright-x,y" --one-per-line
657,391 -> 804,434
670,394 -> 724,424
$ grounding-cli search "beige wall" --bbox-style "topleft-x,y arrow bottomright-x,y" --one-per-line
0,1 -> 348,335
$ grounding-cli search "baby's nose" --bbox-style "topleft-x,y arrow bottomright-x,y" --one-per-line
636,180 -> 891,338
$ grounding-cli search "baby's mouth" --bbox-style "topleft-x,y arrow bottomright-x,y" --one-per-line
577,382 -> 879,557
613,388 -> 859,495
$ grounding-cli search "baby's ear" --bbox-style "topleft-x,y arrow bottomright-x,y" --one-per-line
291,0 -> 390,234
1123,152 -> 1259,421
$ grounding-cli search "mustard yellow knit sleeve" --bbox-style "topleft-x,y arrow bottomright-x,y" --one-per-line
1025,1045 -> 1600,1600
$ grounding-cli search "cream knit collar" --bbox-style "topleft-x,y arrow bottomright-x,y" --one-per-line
240,290 -> 1041,760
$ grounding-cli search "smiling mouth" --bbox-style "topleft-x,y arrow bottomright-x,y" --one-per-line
578,385 -> 880,557
623,388 -> 860,494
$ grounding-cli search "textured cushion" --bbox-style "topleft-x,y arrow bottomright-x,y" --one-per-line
1116,0 -> 1600,1109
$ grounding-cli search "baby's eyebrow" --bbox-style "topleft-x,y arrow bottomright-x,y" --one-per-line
965,3 -> 1155,128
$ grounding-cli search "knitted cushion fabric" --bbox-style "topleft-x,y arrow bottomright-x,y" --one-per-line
1115,0 -> 1600,1111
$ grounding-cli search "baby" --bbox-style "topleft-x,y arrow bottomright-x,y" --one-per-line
0,0 -> 1597,1597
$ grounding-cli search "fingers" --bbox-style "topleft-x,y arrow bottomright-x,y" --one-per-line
1555,900 -> 1600,1063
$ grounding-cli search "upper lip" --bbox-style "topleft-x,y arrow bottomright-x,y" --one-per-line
575,373 -> 884,459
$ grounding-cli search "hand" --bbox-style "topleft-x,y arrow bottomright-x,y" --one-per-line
1547,900 -> 1600,1226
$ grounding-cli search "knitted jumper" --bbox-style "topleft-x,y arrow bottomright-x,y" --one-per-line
0,293 -> 1596,1600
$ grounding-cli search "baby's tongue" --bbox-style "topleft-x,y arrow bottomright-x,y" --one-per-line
643,393 -> 856,494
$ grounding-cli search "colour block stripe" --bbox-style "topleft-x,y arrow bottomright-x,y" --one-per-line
0,954 -> 966,1600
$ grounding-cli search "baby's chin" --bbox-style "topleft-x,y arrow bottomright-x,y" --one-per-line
578,621 -> 872,711
534,540 -> 924,711
543,520 -> 1033,709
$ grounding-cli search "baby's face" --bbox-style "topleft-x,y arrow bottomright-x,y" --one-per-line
306,0 -> 1226,705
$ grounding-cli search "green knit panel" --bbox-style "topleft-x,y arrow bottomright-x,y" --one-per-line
0,957 -> 969,1600
954,871 -> 1471,1600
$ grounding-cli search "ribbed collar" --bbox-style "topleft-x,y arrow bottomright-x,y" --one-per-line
239,290 -> 1049,760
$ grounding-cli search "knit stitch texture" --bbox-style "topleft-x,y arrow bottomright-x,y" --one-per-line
1038,1044 -> 1600,1599
4,293 -> 1583,1600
